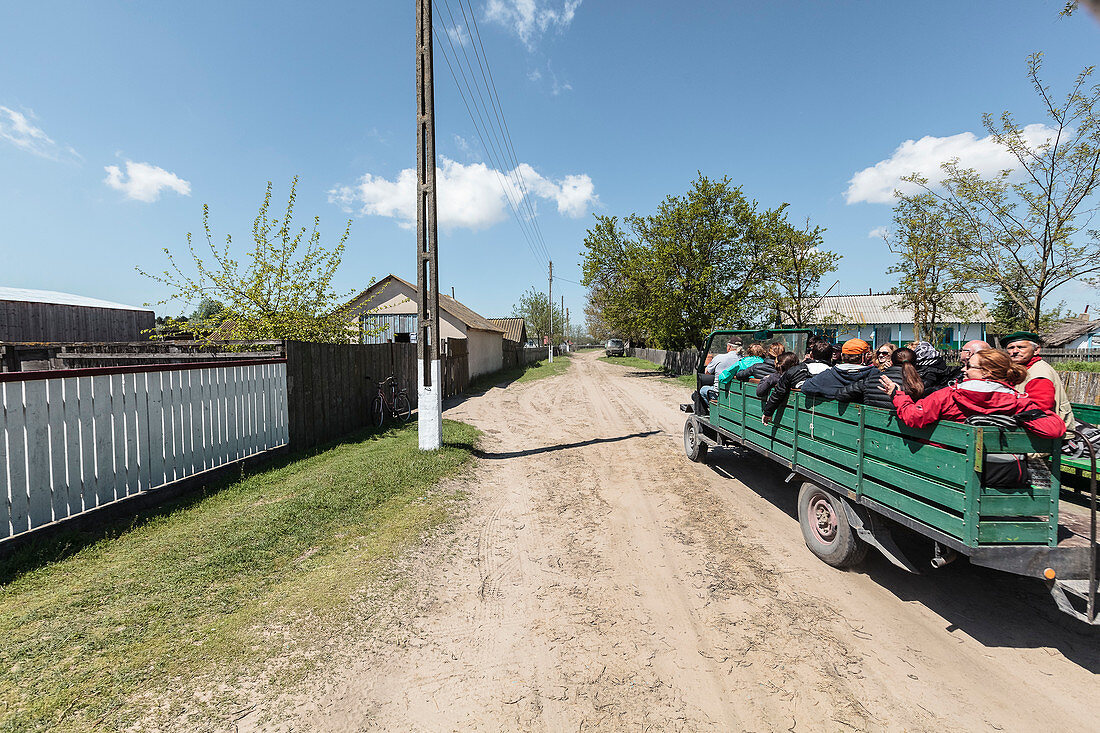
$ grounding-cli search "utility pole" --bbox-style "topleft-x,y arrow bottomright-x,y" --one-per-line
548,260 -> 553,364
562,295 -> 565,352
416,0 -> 441,450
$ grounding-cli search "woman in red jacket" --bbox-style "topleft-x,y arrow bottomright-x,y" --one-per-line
878,349 -> 1066,438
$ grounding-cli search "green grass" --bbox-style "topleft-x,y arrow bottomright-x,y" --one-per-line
466,352 -> 572,393
598,355 -> 663,371
0,420 -> 480,732
598,355 -> 697,388
1053,360 -> 1100,372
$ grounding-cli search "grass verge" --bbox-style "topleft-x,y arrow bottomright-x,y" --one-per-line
1053,360 -> 1100,372
0,420 -> 480,732
466,352 -> 572,393
598,355 -> 695,388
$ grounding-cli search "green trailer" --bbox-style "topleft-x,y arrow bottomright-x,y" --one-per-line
682,329 -> 1099,624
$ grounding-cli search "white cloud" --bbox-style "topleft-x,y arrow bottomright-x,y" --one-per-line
103,160 -> 191,202
485,0 -> 582,50
0,105 -> 78,160
329,156 -> 598,230
446,23 -> 470,46
844,123 -> 1059,204
868,226 -> 889,239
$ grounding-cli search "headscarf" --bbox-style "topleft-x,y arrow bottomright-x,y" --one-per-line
910,341 -> 940,365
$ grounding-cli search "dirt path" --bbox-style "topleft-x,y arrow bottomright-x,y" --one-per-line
256,352 -> 1099,731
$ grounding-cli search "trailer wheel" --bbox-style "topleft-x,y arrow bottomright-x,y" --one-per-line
684,418 -> 708,463
797,483 -> 867,568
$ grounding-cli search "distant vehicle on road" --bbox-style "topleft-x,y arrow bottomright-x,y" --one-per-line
524,339 -> 538,348
605,338 -> 625,357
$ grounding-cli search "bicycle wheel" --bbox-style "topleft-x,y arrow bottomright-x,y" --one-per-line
370,395 -> 385,428
395,393 -> 412,423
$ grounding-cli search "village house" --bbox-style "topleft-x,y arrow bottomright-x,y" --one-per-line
790,292 -> 994,349
344,274 -> 504,379
1043,313 -> 1100,349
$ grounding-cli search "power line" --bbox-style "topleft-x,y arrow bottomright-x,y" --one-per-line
454,0 -> 549,260
431,15 -> 545,267
431,0 -> 553,265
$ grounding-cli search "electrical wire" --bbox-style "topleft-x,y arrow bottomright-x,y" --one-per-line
431,0 -> 553,265
432,17 -> 545,267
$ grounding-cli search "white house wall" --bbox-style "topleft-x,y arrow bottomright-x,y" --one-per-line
831,322 -> 986,347
467,329 -> 503,379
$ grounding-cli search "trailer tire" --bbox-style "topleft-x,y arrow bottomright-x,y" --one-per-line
684,418 -> 708,463
797,483 -> 867,568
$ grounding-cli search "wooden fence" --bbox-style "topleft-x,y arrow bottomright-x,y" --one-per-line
283,339 -> 472,449
442,338 -> 469,398
503,346 -> 548,371
0,359 -> 288,542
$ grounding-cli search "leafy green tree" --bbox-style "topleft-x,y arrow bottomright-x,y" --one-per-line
884,189 -> 977,342
763,211 -> 840,328
139,177 -> 360,342
582,174 -> 775,351
914,53 -> 1100,332
512,287 -> 564,344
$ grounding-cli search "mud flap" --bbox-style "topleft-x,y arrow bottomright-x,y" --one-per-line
1049,579 -> 1100,625
840,498 -> 922,574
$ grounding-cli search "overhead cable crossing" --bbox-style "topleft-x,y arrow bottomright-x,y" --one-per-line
431,0 -> 551,266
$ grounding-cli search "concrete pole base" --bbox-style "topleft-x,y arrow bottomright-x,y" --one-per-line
418,359 -> 443,450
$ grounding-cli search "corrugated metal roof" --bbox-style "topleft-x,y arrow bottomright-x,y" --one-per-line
790,292 -> 994,325
347,275 -> 504,333
488,317 -> 526,343
0,286 -> 151,312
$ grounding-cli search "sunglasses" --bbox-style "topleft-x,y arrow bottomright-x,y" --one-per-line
876,350 -> 891,356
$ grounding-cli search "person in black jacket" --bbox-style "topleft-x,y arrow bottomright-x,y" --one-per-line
755,351 -> 799,399
762,341 -> 835,422
801,339 -> 877,400
910,341 -> 953,393
836,347 -> 923,409
737,341 -> 785,381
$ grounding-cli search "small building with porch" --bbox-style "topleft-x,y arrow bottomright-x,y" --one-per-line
344,275 -> 504,379
791,292 -> 993,349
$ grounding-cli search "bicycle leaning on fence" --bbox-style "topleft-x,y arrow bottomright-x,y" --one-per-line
371,375 -> 412,427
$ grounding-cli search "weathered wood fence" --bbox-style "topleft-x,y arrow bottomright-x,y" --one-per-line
503,346 -> 547,371
0,359 -> 288,542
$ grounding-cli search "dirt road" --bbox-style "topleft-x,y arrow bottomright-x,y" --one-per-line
263,352 -> 1098,731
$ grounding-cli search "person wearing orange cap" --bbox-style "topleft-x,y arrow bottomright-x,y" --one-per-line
800,338 -> 876,399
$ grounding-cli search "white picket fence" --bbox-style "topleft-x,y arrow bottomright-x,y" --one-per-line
0,360 -> 289,541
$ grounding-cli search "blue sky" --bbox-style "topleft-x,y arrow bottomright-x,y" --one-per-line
2,1 -> 1098,328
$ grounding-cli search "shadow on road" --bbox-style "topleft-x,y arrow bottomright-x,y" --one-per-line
704,446 -> 1100,672
471,431 -> 661,460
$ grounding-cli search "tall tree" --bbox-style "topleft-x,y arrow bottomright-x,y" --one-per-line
885,190 -> 975,342
763,211 -> 840,328
915,53 -> 1100,331
139,177 -> 360,342
582,174 -> 774,351
511,287 -> 564,343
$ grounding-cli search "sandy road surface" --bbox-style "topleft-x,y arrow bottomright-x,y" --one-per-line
262,352 -> 1098,732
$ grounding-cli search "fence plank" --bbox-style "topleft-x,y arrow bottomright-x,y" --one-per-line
62,377 -> 82,516
24,380 -> 52,529
47,379 -> 69,520
147,371 -> 165,487
109,373 -> 128,503
4,383 -> 29,533
77,376 -> 96,511
0,385 -> 10,535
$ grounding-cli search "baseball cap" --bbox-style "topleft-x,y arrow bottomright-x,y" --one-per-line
840,338 -> 870,355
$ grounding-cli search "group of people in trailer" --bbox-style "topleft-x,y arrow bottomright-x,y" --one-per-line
699,331 -> 1071,440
